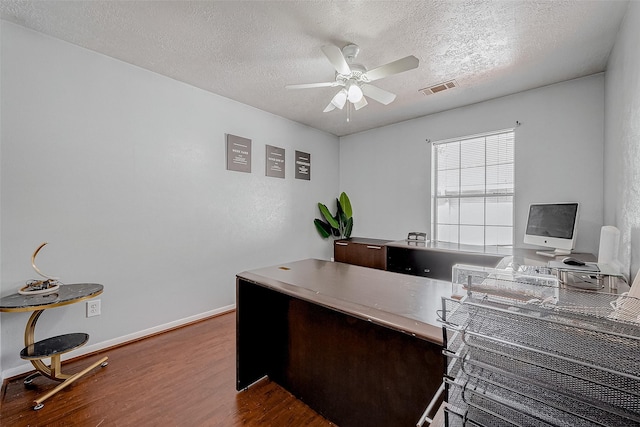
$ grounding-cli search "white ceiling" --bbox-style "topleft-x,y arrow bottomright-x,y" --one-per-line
0,0 -> 630,137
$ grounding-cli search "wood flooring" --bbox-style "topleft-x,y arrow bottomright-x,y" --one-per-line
0,311 -> 334,427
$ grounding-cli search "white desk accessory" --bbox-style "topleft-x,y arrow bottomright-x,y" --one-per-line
598,225 -> 623,275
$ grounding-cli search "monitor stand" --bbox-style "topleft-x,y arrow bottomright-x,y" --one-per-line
536,248 -> 572,258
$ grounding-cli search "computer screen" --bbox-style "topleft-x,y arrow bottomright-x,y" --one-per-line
524,202 -> 579,254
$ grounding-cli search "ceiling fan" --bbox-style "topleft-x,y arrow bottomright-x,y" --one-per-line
286,44 -> 419,113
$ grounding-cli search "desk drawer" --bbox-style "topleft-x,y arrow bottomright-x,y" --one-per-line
334,239 -> 388,270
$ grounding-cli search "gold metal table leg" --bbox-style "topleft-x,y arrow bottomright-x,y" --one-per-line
32,356 -> 109,409
24,310 -> 71,381
23,309 -> 109,410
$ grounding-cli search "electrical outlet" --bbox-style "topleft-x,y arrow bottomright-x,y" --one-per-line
87,299 -> 101,317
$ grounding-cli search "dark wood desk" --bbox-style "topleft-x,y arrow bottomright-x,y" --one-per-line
236,259 -> 451,427
0,283 -> 108,410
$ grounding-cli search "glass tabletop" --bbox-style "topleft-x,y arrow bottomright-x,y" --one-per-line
0,283 -> 103,312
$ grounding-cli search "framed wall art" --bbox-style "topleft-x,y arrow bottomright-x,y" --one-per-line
265,145 -> 285,178
295,150 -> 311,180
226,134 -> 252,173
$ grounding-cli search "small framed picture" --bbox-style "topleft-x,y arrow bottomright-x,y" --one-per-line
226,134 -> 252,173
295,151 -> 310,180
266,145 -> 285,178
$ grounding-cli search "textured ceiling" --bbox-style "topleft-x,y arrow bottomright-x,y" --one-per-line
0,0 -> 630,137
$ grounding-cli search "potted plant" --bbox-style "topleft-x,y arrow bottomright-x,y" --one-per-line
314,192 -> 353,239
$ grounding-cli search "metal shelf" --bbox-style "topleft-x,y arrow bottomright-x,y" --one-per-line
441,265 -> 640,427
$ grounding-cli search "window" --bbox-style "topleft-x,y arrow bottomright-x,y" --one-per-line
432,129 -> 514,246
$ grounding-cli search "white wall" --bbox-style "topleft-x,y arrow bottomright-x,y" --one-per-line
0,18 -> 3,377
0,22 -> 339,376
340,74 -> 605,254
604,1 -> 640,280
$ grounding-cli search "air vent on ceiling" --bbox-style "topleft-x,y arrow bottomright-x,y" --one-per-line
419,80 -> 457,96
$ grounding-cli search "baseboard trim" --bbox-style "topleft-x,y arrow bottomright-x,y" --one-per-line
1,304 -> 236,380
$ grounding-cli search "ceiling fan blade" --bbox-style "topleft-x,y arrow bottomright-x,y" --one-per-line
285,82 -> 337,89
362,84 -> 397,105
353,97 -> 368,110
323,101 -> 337,112
321,45 -> 351,75
364,56 -> 419,82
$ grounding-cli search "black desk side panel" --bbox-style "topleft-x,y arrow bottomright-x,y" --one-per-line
236,278 -> 289,390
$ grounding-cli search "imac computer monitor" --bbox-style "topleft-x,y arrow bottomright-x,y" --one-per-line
524,202 -> 579,257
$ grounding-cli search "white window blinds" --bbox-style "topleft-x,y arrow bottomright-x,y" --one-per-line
432,130 -> 515,246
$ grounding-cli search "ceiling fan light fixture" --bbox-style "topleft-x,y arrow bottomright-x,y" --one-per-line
347,82 -> 363,103
331,89 -> 348,109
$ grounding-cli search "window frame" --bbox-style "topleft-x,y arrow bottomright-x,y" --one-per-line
431,128 -> 515,247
